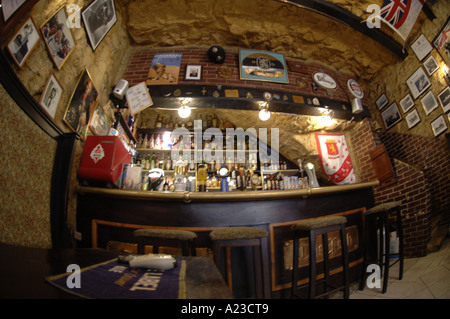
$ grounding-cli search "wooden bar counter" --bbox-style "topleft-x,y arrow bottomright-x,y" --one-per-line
77,181 -> 378,298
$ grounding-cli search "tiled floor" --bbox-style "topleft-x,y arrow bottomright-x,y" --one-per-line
350,237 -> 450,299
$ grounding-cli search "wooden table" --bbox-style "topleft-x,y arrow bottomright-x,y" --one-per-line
0,242 -> 232,299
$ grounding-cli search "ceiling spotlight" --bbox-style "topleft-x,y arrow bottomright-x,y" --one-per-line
178,98 -> 191,118
258,102 -> 271,121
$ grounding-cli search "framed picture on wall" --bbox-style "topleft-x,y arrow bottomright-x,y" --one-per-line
437,87 -> 450,113
82,0 -> 117,51
432,16 -> 450,65
146,53 -> 182,85
63,69 -> 98,136
405,109 -> 421,129
40,6 -> 76,70
381,102 -> 402,130
6,17 -> 40,68
185,65 -> 202,80
421,90 -> 438,115
399,93 -> 415,114
431,115 -> 448,137
39,73 -> 63,119
89,103 -> 111,135
239,49 -> 289,84
376,93 -> 389,110
406,67 -> 431,99
411,34 -> 433,61
423,55 -> 439,76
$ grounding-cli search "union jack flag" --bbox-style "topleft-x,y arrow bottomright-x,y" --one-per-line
379,0 -> 425,40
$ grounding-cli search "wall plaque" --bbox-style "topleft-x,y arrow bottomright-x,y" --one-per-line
312,72 -> 337,90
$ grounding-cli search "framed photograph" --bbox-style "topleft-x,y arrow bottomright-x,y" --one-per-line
421,90 -> 438,116
125,82 -> 153,115
423,55 -> 439,76
411,34 -> 433,61
1,0 -> 27,22
399,93 -> 415,114
239,49 -> 289,84
6,17 -> 40,68
146,53 -> 182,85
185,65 -> 202,80
437,87 -> 450,113
89,103 -> 111,135
63,69 -> 98,136
82,0 -> 117,51
432,16 -> 450,65
39,73 -> 63,119
431,115 -> 448,137
121,164 -> 142,190
382,102 -> 402,130
376,93 -> 389,110
406,67 -> 431,99
405,109 -> 421,129
40,6 -> 76,70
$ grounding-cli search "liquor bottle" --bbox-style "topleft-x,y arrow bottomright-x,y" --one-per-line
236,165 -> 246,191
163,177 -> 169,191
155,114 -> 162,128
149,134 -> 155,149
150,153 -> 156,169
143,134 -> 149,149
212,113 -> 218,128
197,163 -> 207,192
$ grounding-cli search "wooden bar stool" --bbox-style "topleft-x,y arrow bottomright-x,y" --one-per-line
209,227 -> 270,299
133,228 -> 197,256
359,201 -> 404,293
291,216 -> 349,299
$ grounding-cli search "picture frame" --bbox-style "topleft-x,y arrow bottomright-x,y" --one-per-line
423,55 -> 439,76
185,65 -> 202,80
421,90 -> 438,116
406,67 -> 431,99
125,82 -> 153,115
40,6 -> 76,70
6,17 -> 40,68
121,164 -> 142,190
381,102 -> 402,130
63,69 -> 98,136
82,0 -> 117,51
39,73 -> 63,119
399,93 -> 415,114
1,0 -> 27,22
431,115 -> 448,137
437,87 -> 450,113
89,103 -> 111,135
411,34 -> 433,61
405,109 -> 421,129
146,53 -> 183,85
432,16 -> 450,65
239,49 -> 289,84
376,93 -> 389,110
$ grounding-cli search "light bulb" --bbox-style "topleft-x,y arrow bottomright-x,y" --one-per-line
178,105 -> 191,118
259,109 -> 270,121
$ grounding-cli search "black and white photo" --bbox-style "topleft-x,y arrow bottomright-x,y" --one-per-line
382,102 -> 402,130
406,67 -> 431,99
423,55 -> 439,76
421,90 -> 438,115
376,93 -> 389,110
82,0 -> 117,51
399,93 -> 415,114
39,73 -> 63,119
437,87 -> 450,113
405,109 -> 420,129
7,17 -> 40,68
431,115 -> 448,137
185,65 -> 202,80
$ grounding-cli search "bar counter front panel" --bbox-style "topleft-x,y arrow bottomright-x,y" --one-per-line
77,181 -> 378,296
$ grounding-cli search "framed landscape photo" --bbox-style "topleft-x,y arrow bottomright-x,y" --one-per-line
82,0 -> 117,51
431,115 -> 448,137
421,90 -> 438,116
399,93 -> 415,114
437,87 -> 450,113
89,103 -> 111,135
40,6 -> 76,70
423,55 -> 439,76
405,109 -> 420,129
432,16 -> 450,65
39,73 -> 63,119
406,67 -> 431,99
7,17 -> 40,68
185,65 -> 202,80
382,102 -> 402,130
376,93 -> 389,110
239,49 -> 289,84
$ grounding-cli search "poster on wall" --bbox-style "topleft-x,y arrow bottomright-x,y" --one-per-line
315,133 -> 355,185
146,53 -> 182,85
239,49 -> 289,84
82,0 -> 117,51
433,16 -> 450,65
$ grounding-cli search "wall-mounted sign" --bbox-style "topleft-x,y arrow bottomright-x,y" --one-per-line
312,72 -> 337,90
347,79 -> 364,99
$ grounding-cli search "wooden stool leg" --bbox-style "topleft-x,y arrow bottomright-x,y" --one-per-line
309,230 -> 317,299
396,208 -> 404,280
382,213 -> 390,294
253,245 -> 263,299
291,233 -> 300,298
340,224 -> 350,299
322,233 -> 329,297
260,237 -> 270,299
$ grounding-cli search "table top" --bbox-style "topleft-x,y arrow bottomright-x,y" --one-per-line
0,242 -> 232,299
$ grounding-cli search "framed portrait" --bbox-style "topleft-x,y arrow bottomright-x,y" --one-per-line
63,69 -> 98,136
39,73 -> 63,119
82,0 -> 117,51
437,87 -> 450,113
239,49 -> 289,84
421,90 -> 438,116
431,115 -> 448,137
146,53 -> 182,85
89,103 -> 111,135
406,67 -> 431,99
376,93 -> 389,110
432,16 -> 450,65
405,109 -> 420,130
382,102 -> 402,130
423,55 -> 439,76
411,34 -> 433,61
399,93 -> 415,114
40,6 -> 76,70
185,65 -> 202,80
6,17 -> 40,68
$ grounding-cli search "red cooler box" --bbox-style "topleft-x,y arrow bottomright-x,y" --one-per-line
78,136 -> 131,184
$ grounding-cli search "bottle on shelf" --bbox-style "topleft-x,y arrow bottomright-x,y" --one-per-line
155,114 -> 162,129
150,153 -> 156,169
